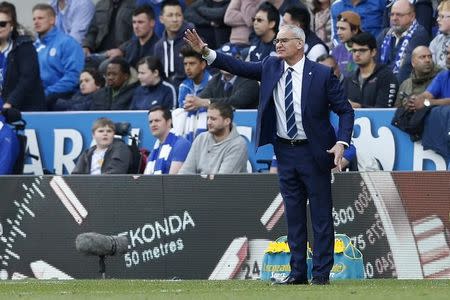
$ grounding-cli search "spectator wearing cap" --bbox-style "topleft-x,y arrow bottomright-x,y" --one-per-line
343,32 -> 398,108
331,11 -> 362,78
377,0 -> 430,85
246,2 -> 279,62
330,0 -> 385,47
183,43 -> 260,111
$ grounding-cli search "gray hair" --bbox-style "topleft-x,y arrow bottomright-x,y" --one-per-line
279,24 -> 305,42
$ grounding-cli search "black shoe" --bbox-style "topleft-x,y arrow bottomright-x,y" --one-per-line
272,275 -> 309,285
310,277 -> 330,285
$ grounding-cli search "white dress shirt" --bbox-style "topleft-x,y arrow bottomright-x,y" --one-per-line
274,58 -> 307,140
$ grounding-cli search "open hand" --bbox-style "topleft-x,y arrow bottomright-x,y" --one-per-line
183,29 -> 207,54
327,143 -> 345,171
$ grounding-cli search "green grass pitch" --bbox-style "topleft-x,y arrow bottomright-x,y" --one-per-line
0,279 -> 449,300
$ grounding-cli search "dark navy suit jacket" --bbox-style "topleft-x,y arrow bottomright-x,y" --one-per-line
211,53 -> 354,171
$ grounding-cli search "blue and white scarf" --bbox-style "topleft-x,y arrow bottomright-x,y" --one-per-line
145,132 -> 179,175
380,20 -> 418,74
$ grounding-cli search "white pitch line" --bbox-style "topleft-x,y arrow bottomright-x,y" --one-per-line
23,198 -> 30,204
13,201 -> 20,207
26,193 -> 32,200
17,214 -> 22,220
18,208 -> 24,215
32,183 -> 45,198
10,231 -> 16,237
8,237 -> 14,243
21,203 -> 35,217
1,237 -> 7,243
12,226 -> 26,238
5,249 -> 20,260
29,188 -> 35,194
22,184 -> 28,190
6,219 -> 12,225
14,220 -> 20,226
6,243 -> 12,248
2,261 -> 8,266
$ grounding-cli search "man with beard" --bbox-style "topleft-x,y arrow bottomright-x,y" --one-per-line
377,0 -> 429,84
395,46 -> 441,107
344,32 -> 398,108
178,102 -> 248,174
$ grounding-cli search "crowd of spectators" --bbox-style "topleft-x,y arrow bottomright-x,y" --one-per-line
1,0 -> 450,174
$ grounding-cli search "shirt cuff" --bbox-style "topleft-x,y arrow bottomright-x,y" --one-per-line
337,141 -> 349,149
203,49 -> 217,65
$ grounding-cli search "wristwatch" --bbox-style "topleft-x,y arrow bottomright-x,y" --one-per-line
201,45 -> 210,57
424,99 -> 431,107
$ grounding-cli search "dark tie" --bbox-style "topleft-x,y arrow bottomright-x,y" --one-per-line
224,81 -> 233,95
285,67 -> 297,138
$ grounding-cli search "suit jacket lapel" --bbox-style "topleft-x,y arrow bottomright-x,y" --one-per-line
301,59 -> 313,113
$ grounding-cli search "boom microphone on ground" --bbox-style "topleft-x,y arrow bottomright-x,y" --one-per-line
75,232 -> 129,279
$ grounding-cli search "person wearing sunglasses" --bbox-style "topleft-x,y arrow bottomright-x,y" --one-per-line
343,32 -> 398,108
0,1 -> 45,112
246,2 -> 279,62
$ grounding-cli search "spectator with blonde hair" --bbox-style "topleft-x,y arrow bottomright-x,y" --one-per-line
430,0 -> 450,69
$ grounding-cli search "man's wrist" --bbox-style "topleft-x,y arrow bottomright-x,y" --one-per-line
201,45 -> 210,57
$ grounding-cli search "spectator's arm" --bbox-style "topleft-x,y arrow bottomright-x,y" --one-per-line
184,1 -> 210,26
224,0 -> 259,27
82,7 -> 99,51
46,39 -> 84,95
4,43 -> 40,108
169,138 -> 191,174
103,142 -> 132,174
178,138 -> 200,174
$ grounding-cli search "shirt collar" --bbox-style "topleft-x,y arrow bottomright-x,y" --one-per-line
283,55 -> 305,74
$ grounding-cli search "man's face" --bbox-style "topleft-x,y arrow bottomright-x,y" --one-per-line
253,10 -> 273,37
33,9 -> 55,35
159,5 -> 183,35
275,27 -> 303,60
207,108 -> 230,136
183,56 -> 206,83
132,13 -> 154,38
390,1 -> 415,34
412,47 -> 433,74
106,63 -> 129,89
351,43 -> 375,67
437,10 -> 450,34
336,21 -> 353,43
148,110 -> 171,140
93,126 -> 114,149
137,63 -> 159,86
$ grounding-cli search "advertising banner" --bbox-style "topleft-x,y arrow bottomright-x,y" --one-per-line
1,173 -> 449,280
21,109 -> 448,175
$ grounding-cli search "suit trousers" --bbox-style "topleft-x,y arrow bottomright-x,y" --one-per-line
274,139 -> 334,281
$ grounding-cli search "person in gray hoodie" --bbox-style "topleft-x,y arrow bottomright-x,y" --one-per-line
179,102 -> 248,174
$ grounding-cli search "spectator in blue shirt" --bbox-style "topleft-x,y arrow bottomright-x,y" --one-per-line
50,0 -> 95,44
178,45 -> 211,108
32,4 -> 84,110
144,106 -> 191,174
130,55 -> 177,110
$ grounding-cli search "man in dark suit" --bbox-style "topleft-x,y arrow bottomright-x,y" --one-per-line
185,25 -> 354,285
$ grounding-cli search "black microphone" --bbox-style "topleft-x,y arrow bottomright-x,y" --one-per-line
75,232 -> 129,256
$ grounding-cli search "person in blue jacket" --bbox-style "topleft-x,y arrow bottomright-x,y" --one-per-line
32,3 -> 84,110
0,106 -> 19,175
0,2 -> 45,111
130,55 -> 177,110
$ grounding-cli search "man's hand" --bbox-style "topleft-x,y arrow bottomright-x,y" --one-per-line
348,100 -> 362,109
327,143 -> 345,171
2,102 -> 12,109
184,95 -> 210,111
406,95 -> 425,111
106,48 -> 123,58
183,29 -> 207,54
